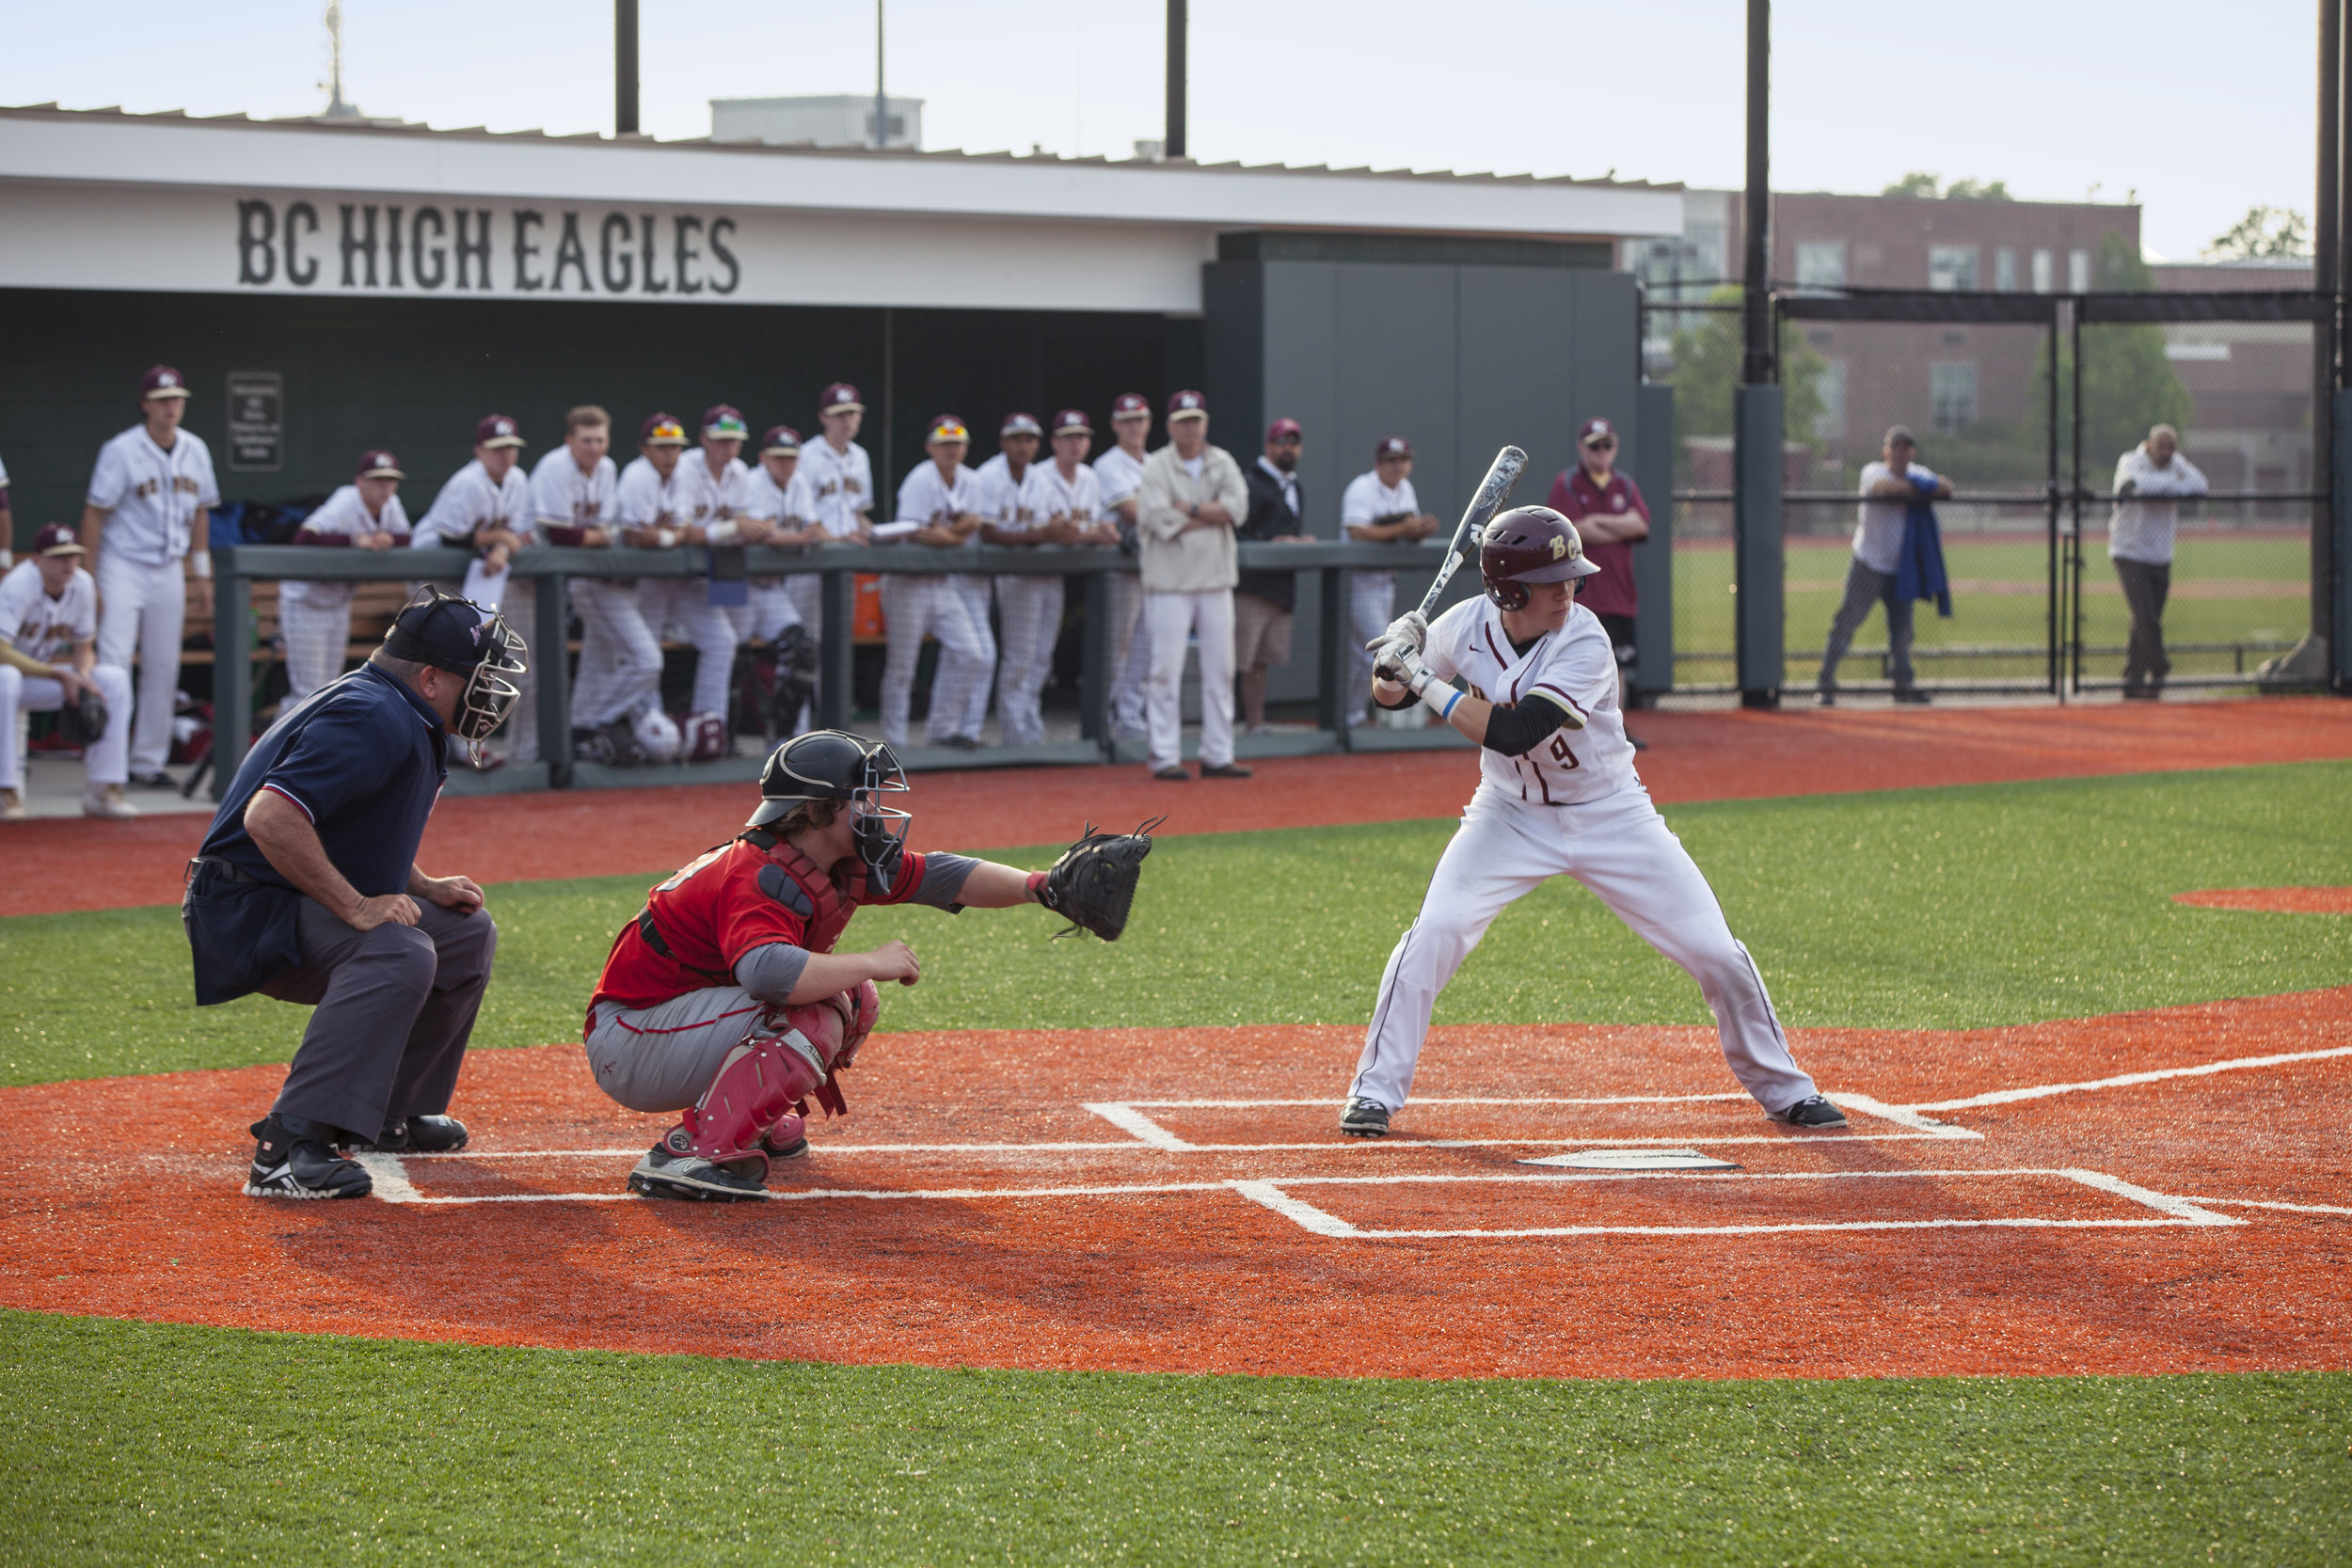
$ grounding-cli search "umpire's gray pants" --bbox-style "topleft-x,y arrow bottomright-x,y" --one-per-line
263,896 -> 498,1139
1817,560 -> 1916,691
585,988 -> 771,1115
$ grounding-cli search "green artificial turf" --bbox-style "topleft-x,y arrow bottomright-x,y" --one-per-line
5,762 -> 2348,1087
2,1312 -> 2345,1566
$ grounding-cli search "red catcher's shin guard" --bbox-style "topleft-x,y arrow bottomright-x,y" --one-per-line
675,1030 -> 826,1178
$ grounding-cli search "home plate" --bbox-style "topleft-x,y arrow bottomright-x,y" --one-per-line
1518,1148 -> 1743,1172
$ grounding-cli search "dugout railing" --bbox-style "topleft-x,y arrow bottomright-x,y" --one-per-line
203,541 -> 1477,800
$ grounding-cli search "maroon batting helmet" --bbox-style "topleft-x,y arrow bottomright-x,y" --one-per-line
1478,505 -> 1601,611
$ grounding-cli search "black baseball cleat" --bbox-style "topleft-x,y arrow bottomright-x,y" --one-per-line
627,1136 -> 771,1201
349,1115 -> 469,1154
1152,766 -> 1191,782
1339,1098 -> 1391,1138
246,1115 -> 373,1199
128,769 -> 178,790
1767,1095 -> 1850,1129
1815,688 -> 1837,707
1200,762 -> 1254,779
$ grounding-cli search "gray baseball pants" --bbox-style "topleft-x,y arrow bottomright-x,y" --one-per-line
263,895 -> 498,1139
584,987 -> 773,1114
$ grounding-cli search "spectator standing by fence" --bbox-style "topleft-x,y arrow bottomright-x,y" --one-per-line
1549,417 -> 1652,749
1234,419 -> 1312,734
283,451 -> 411,699
2108,423 -> 2207,701
82,366 -> 216,788
1817,426 -> 1952,706
1340,437 -> 1438,726
1136,391 -> 1251,782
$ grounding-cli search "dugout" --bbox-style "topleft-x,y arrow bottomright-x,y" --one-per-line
0,105 -> 1677,745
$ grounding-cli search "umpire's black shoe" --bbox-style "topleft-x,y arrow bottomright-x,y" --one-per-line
350,1115 -> 469,1154
246,1115 -> 373,1199
627,1137 -> 770,1202
1767,1095 -> 1850,1129
1339,1098 -> 1391,1138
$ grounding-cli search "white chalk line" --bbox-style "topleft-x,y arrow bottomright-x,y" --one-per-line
402,1131 -> 1958,1161
2185,1196 -> 2352,1218
1900,1044 -> 2352,1114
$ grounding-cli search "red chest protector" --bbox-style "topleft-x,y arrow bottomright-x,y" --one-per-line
746,830 -> 856,954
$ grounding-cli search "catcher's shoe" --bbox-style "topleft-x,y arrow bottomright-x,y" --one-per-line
82,784 -> 139,820
349,1115 -> 469,1154
0,787 -> 24,822
1767,1094 -> 1849,1129
246,1115 -> 373,1199
759,1114 -> 810,1163
1339,1098 -> 1391,1138
628,1133 -> 771,1202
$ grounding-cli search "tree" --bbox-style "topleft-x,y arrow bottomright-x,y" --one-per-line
1880,172 -> 2012,200
1664,287 -> 1830,452
2036,231 -> 2195,471
2204,205 -> 2312,260
1883,171 -> 1941,199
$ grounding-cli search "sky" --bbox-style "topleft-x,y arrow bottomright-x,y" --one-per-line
0,0 -> 2313,261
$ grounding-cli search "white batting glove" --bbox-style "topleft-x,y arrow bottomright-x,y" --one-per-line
1365,609 -> 1429,657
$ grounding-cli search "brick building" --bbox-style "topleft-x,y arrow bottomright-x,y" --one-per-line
2150,258 -> 2314,507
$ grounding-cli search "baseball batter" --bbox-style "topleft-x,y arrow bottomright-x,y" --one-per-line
1339,505 -> 1844,1137
414,415 -> 539,765
1340,437 -> 1440,726
1092,393 -> 1155,737
882,417 -> 993,752
0,525 -> 137,820
583,730 -> 1152,1200
281,451 -> 411,699
82,365 -> 218,788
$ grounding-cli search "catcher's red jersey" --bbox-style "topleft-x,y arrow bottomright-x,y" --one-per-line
591,838 -> 933,1014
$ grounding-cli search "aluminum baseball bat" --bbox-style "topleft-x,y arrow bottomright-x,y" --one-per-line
1414,445 -> 1527,619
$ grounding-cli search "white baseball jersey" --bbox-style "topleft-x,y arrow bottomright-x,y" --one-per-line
284,485 -> 412,608
802,438 -> 874,537
614,456 -> 686,531
897,461 -> 983,531
530,448 -> 619,543
673,449 -> 753,529
973,453 -> 1038,532
415,459 -> 534,548
87,426 -> 219,563
1342,471 -> 1421,533
0,560 -> 97,662
1023,460 -> 1101,529
741,465 -> 817,526
1093,445 -> 1149,511
1422,596 -> 1638,807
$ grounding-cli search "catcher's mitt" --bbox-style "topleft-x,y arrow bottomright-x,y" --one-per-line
56,687 -> 108,749
1039,816 -> 1163,941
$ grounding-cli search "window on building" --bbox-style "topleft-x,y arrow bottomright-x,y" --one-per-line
1818,358 -> 1848,439
2068,248 -> 2091,292
2031,248 -> 2054,293
1930,362 -> 1979,433
1928,245 -> 1979,293
1794,241 -> 1847,293
1994,247 -> 2018,293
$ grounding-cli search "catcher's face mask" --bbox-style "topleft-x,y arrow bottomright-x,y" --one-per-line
849,745 -> 913,895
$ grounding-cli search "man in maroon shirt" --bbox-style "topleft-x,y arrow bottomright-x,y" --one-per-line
1547,417 -> 1650,750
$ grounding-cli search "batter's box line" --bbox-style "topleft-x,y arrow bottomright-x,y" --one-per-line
1082,1091 -> 1975,1151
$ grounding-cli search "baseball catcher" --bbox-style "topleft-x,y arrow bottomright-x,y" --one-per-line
1340,505 -> 1843,1139
584,729 -> 1154,1200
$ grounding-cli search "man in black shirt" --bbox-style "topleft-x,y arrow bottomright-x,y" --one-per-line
1233,419 -> 1314,733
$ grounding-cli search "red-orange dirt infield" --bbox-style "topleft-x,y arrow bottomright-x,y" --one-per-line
2174,887 -> 2352,914
7,988 -> 2346,1381
7,697 -> 2351,919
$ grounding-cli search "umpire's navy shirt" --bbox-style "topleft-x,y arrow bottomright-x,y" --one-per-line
199,663 -> 449,896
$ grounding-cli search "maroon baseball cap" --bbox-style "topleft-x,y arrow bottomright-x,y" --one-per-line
702,404 -> 750,441
1167,389 -> 1208,421
820,382 -> 864,414
1267,418 -> 1303,442
1376,436 -> 1412,459
760,424 -> 803,455
1579,417 -> 1618,446
33,523 -> 85,557
1110,393 -> 1151,420
140,365 -> 191,400
357,449 -> 405,480
1000,412 -> 1043,438
474,414 -> 524,449
1052,408 -> 1092,436
639,413 -> 689,447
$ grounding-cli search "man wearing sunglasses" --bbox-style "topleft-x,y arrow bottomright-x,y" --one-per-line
1547,417 -> 1651,749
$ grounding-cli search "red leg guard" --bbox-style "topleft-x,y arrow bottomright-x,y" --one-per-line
674,1027 -> 826,1177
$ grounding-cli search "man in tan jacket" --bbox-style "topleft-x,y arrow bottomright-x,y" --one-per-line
1135,390 -> 1252,781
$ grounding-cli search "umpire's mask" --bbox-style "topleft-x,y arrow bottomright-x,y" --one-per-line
383,588 -> 530,758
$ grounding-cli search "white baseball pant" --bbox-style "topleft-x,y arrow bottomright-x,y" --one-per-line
1109,574 -> 1150,735
1144,588 -> 1234,773
640,578 -> 741,721
1348,784 -> 1821,1117
1345,571 -> 1399,726
0,662 -> 133,789
94,554 -> 184,775
569,578 -> 662,728
878,575 -> 991,750
949,574 -> 998,738
492,592 -> 539,766
993,576 -> 1064,746
724,581 -> 802,647
278,587 -> 355,699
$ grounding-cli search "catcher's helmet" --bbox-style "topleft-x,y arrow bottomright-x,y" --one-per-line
1477,505 -> 1602,611
747,730 -> 913,892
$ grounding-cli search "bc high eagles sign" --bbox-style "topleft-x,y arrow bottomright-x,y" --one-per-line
231,198 -> 743,296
